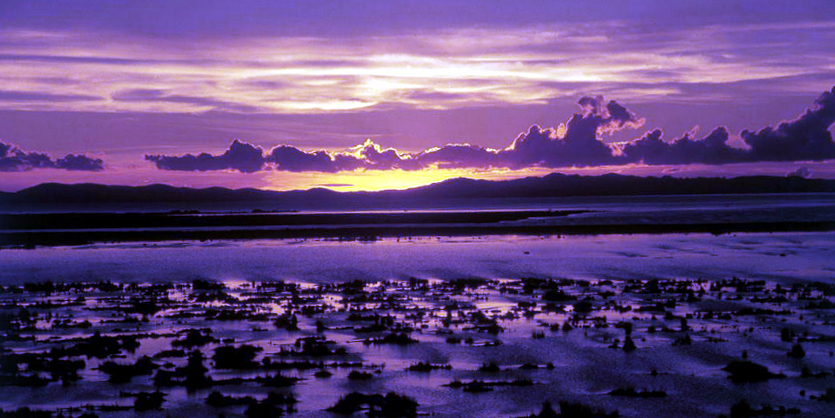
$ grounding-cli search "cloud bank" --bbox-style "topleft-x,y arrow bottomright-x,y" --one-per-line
0,142 -> 104,172
3,19 -> 834,115
145,86 -> 835,173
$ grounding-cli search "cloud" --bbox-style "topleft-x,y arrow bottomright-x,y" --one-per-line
619,127 -> 748,165
265,139 -> 422,172
145,140 -> 265,173
0,90 -> 102,102
54,154 -> 107,171
145,86 -> 835,173
4,19 -> 835,115
620,86 -> 835,165
264,145 -> 348,173
741,86 -> 835,161
417,143 -> 499,169
112,89 -> 260,113
0,142 -> 104,172
494,96 -> 644,168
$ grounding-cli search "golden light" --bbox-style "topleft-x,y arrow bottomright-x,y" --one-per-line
261,167 -> 533,192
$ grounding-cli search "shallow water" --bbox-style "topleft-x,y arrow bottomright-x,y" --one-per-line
0,232 -> 833,286
1,232 -> 834,418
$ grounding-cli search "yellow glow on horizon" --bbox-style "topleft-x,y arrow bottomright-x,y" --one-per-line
258,164 -> 658,193
261,168 -> 535,192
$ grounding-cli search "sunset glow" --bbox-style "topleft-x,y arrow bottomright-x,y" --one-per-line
2,4 -> 835,418
1,1 -> 834,191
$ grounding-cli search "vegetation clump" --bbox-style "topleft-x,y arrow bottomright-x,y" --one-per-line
171,329 -> 218,348
212,345 -> 263,369
517,401 -> 619,418
98,356 -> 158,383
608,388 -> 666,398
133,391 -> 166,411
327,392 -> 418,417
362,333 -> 418,346
722,361 -> 785,384
406,362 -> 451,372
720,400 -> 800,418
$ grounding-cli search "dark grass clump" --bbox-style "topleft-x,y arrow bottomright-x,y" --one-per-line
213,345 -> 263,369
517,401 -> 619,418
133,391 -> 166,411
719,400 -> 800,418
608,388 -> 666,398
98,356 -> 158,384
445,379 -> 534,392
362,333 -> 417,346
244,402 -> 284,418
478,362 -> 501,372
327,392 -> 418,417
55,332 -> 139,359
153,349 -> 186,359
800,367 -> 832,379
810,388 -> 835,403
622,336 -> 637,352
0,408 -> 53,418
787,344 -> 805,359
347,371 -> 375,381
153,350 -> 212,389
274,313 -> 300,331
277,336 -> 347,357
0,353 -> 85,386
257,373 -> 301,387
207,391 -> 298,409
206,391 -> 255,407
406,362 -> 451,372
542,290 -> 576,302
722,361 -> 785,384
171,329 -> 218,348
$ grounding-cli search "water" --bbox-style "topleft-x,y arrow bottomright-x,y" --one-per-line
3,192 -> 834,215
1,195 -> 834,418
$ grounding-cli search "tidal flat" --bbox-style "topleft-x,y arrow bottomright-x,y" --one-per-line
0,232 -> 834,417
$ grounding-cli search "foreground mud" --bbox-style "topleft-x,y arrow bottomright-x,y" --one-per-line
1,277 -> 833,417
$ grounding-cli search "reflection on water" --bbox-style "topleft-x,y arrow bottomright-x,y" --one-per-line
1,232 -> 834,418
0,232 -> 832,285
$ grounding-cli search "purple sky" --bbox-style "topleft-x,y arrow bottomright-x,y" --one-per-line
1,0 -> 834,191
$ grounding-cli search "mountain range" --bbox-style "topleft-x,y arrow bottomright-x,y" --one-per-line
1,173 -> 834,212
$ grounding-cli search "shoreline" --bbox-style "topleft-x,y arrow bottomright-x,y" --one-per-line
3,220 -> 834,249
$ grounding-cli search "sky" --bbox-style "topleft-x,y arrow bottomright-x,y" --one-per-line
1,0 -> 834,192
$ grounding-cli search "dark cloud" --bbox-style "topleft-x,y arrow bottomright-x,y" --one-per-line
355,139 -> 421,170
620,86 -> 835,165
265,145 -> 356,172
149,139 -> 422,173
0,142 -> 104,172
620,127 -> 748,165
145,140 -> 265,173
145,86 -> 835,173
493,96 -> 643,168
54,154 -> 107,171
417,144 -> 498,169
741,86 -> 835,161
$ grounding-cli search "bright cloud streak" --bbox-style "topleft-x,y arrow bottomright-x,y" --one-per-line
1,21 -> 833,114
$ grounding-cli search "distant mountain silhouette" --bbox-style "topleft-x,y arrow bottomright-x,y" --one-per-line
2,173 -> 834,211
